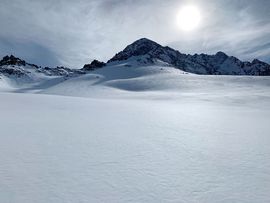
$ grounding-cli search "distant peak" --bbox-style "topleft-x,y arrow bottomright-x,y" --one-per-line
128,38 -> 161,49
0,55 -> 26,66
127,37 -> 158,46
108,38 -> 162,63
82,60 -> 106,71
132,38 -> 157,44
2,55 -> 20,61
215,51 -> 228,58
252,59 -> 265,64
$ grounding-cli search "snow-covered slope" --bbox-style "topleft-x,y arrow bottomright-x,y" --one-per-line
109,38 -> 270,75
42,58 -> 189,96
1,65 -> 270,202
1,81 -> 270,202
41,59 -> 270,103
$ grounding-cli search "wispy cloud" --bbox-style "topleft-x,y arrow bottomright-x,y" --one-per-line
0,0 -> 269,68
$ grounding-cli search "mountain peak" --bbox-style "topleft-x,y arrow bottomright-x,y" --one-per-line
215,51 -> 228,58
131,38 -> 159,45
82,60 -> 106,71
252,59 -> 266,65
108,38 -> 162,63
0,55 -> 26,66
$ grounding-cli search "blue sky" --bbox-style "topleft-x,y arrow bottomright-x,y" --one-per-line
0,0 -> 269,68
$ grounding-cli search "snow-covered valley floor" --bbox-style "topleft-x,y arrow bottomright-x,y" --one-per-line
1,64 -> 270,202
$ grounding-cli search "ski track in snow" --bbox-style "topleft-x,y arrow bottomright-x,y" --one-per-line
0,63 -> 270,202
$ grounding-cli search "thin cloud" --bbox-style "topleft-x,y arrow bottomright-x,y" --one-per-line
0,0 -> 269,68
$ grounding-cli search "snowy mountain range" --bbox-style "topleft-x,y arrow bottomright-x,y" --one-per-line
108,38 -> 270,75
1,38 -> 270,82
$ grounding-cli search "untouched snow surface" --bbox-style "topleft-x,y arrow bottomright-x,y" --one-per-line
1,62 -> 270,202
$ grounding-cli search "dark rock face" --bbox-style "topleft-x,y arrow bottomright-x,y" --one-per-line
108,38 -> 163,63
0,67 -> 26,77
0,55 -> 29,77
0,55 -> 26,66
82,60 -> 106,71
41,66 -> 85,77
108,38 -> 270,76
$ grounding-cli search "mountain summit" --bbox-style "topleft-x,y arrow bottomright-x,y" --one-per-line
108,38 -> 181,65
108,38 -> 164,62
0,55 -> 27,66
108,38 -> 270,76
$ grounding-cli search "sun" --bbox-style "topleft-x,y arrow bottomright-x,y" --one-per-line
177,5 -> 201,31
